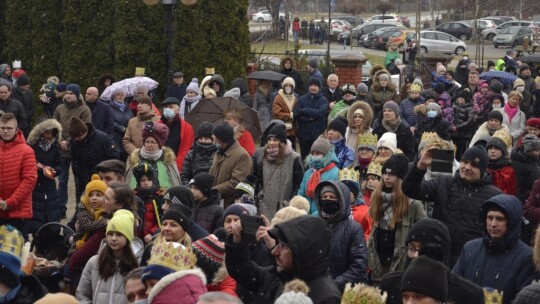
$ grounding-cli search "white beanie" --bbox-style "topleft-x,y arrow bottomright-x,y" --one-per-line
377,132 -> 397,153
187,78 -> 199,94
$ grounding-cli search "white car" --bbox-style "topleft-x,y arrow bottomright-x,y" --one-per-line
252,10 -> 271,23
418,30 -> 467,55
331,20 -> 352,35
365,14 -> 400,25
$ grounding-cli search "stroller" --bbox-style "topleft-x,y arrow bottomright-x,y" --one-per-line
29,222 -> 74,292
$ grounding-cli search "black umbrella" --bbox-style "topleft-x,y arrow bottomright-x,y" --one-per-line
519,54 -> 540,64
247,70 -> 286,82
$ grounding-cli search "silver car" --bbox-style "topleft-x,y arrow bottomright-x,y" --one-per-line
418,30 -> 467,55
493,26 -> 533,48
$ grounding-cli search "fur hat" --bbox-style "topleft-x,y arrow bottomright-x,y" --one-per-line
487,110 -> 503,123
383,100 -> 400,116
401,256 -> 448,302
69,117 -> 88,138
377,132 -> 397,153
328,116 -> 348,138
405,218 -> 451,263
462,145 -> 489,173
66,83 -> 80,97
186,78 -> 199,94
190,172 -> 215,198
213,122 -> 235,144
271,206 -> 308,226
288,196 -> 310,213
523,134 -> 540,153
142,121 -> 170,149
311,137 -> 332,155
267,123 -> 287,144
196,121 -> 214,139
381,153 -> 409,179
107,209 -> 135,243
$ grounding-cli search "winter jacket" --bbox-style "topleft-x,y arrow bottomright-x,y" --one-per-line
76,255 -> 129,304
235,124 -> 256,156
322,86 -> 343,106
437,91 -> 455,127
160,115 -> 195,172
314,181 -> 369,291
231,78 -> 253,107
181,142 -> 218,185
53,98 -> 92,157
148,268 -> 207,304
0,97 -> 27,132
0,130 -> 37,220
511,145 -> 540,203
10,86 -> 33,134
206,266 -> 238,297
498,107 -> 526,141
4,274 -> 48,304
71,124 -> 119,187
209,74 -> 226,97
488,158 -> 517,195
294,90 -> 329,141
108,101 -> 133,155
470,122 -> 511,147
253,141 -> 304,220
402,166 -> 503,266
400,96 -> 425,127
272,90 -> 298,137
524,179 -> 540,236
87,100 -> 114,137
209,141 -> 253,206
122,111 -> 159,155
373,118 -> 416,161
298,151 -> 340,214
415,115 -> 451,141
254,88 -> 276,132
166,83 -> 187,102
192,190 -> 223,234
280,58 -> 305,95
330,138 -> 355,169
126,147 -> 181,190
366,85 -> 399,117
328,98 -> 356,123
226,215 -> 342,304
26,119 -> 63,232
308,69 -> 324,85
453,195 -> 537,304
452,100 -> 474,139
135,188 -> 163,237
344,101 -> 373,151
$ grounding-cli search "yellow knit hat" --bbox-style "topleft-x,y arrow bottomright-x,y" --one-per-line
106,209 -> 135,243
84,174 -> 108,198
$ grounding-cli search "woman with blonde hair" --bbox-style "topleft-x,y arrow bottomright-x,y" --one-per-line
223,108 -> 256,156
273,77 -> 299,148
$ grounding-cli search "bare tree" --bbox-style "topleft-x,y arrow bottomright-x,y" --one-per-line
376,2 -> 395,18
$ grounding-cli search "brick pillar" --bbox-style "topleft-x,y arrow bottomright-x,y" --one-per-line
417,52 -> 453,89
246,63 -> 258,97
330,54 -> 368,86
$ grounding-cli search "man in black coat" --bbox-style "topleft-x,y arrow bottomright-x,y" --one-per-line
84,87 -> 114,137
165,71 -> 187,101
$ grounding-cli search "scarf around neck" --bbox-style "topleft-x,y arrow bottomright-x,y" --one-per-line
140,148 -> 164,161
379,191 -> 394,230
504,103 -> 518,124
382,117 -> 401,132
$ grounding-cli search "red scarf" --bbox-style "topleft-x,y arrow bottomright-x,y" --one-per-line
306,162 -> 337,198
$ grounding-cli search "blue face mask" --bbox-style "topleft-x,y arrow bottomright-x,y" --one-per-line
427,110 -> 437,118
163,108 -> 175,119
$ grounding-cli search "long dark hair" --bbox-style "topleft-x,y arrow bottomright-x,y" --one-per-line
108,182 -> 136,212
98,239 -> 138,280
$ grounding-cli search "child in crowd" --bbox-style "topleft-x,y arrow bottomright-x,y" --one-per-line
487,129 -> 516,195
353,133 -> 378,184
472,81 -> 492,127
133,162 -> 164,244
327,116 -> 355,169
189,172 -> 224,234
362,161 -> 382,206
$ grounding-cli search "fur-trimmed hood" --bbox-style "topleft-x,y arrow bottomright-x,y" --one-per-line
347,101 -> 373,130
129,146 -> 176,166
371,69 -> 397,92
369,64 -> 386,79
210,264 -> 229,286
147,268 -> 207,303
470,122 -> 511,147
27,119 -> 62,146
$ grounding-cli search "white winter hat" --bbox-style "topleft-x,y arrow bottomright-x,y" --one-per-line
377,132 -> 397,153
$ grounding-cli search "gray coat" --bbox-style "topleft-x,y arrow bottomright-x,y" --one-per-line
76,255 -> 129,304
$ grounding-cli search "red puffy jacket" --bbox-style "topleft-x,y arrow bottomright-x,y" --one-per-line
0,130 -> 37,219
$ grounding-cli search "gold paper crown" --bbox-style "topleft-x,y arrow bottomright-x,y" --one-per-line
492,129 -> 512,150
0,225 -> 24,261
205,67 -> 215,75
339,168 -> 360,182
135,67 -> 145,76
420,132 -> 440,145
357,133 -> 378,150
147,236 -> 197,272
483,287 -> 503,304
341,283 -> 387,304
410,83 -> 423,93
366,162 -> 383,177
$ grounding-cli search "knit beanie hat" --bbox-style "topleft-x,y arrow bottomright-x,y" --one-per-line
328,116 -> 348,137
17,74 -> 30,86
66,83 -> 80,97
161,97 -> 180,106
282,77 -> 296,89
486,137 -> 508,157
164,186 -> 195,209
162,207 -> 191,232
436,63 -> 446,74
0,225 -> 23,288
137,95 -> 153,107
401,256 -> 448,302
35,293 -> 79,304
520,64 -> 530,73
357,83 -> 369,94
307,78 -> 322,88
223,204 -> 249,222
186,78 -> 199,93
288,195 -> 310,213
271,206 -> 308,226
383,100 -> 400,116
193,234 -> 225,278
462,145 -> 488,173
527,118 -> 540,129
275,279 -> 313,304
69,117 -> 88,138
213,122 -> 235,144
455,90 -> 472,103
487,110 -> 503,123
514,283 -> 540,304
308,59 -> 318,69
341,83 -> 357,96
196,121 -> 214,139
433,82 -> 445,94
234,179 -> 255,199
378,73 -> 390,81
223,88 -> 241,100
377,132 -> 397,153
267,123 -> 287,144
84,174 -> 108,200
106,209 -> 135,243
311,137 -> 332,154
189,172 -> 215,198
381,153 -> 409,179
426,103 -> 442,115
133,162 -> 157,185
514,78 -> 525,89
423,91 -> 436,102
523,134 -> 540,153
142,121 -> 170,149
490,81 -> 503,94
405,218 -> 451,263
56,82 -> 67,93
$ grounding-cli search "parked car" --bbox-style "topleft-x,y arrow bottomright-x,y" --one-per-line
481,17 -> 506,26
333,15 -> 361,27
331,20 -> 352,35
371,27 -> 405,50
482,20 -> 539,40
435,21 -> 473,40
464,19 -> 497,31
493,26 -> 533,48
252,10 -> 271,23
365,14 -> 400,24
362,60 -> 373,85
337,22 -> 393,46
418,30 -> 467,55
364,26 -> 400,48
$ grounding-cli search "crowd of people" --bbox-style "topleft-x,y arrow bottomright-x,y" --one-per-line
1,47 -> 540,304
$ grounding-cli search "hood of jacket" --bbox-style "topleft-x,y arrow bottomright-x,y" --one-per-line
347,100 -> 373,130
147,268 -> 207,303
209,74 -> 225,88
280,56 -> 296,70
313,180 -> 351,224
479,194 -> 522,252
269,215 -> 331,282
372,69 -> 397,92
231,78 -> 248,95
27,119 -> 62,146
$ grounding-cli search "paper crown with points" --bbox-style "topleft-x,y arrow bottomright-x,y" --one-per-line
341,283 -> 387,304
12,60 -> 21,69
420,132 -> 440,145
339,168 -> 360,182
410,83 -> 423,93
135,67 -> 145,76
205,67 -> 215,75
147,236 -> 197,272
0,225 -> 24,261
357,133 -> 378,150
492,129 -> 512,150
366,162 -> 383,178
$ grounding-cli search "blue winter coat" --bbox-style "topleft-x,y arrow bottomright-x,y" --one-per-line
294,90 -> 329,141
399,96 -> 425,127
88,100 -> 114,137
298,151 -> 340,214
314,180 -> 369,291
331,138 -> 355,169
453,194 -> 538,304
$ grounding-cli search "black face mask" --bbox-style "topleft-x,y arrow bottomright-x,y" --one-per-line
319,199 -> 339,217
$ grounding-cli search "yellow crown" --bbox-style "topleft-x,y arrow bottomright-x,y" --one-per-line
492,129 -> 512,150
410,83 -> 423,93
135,67 -> 145,76
366,162 -> 383,177
339,168 -> 360,182
0,225 -> 24,261
147,236 -> 197,272
357,133 -> 378,150
205,67 -> 215,75
420,132 -> 440,145
483,287 -> 503,304
341,283 -> 387,304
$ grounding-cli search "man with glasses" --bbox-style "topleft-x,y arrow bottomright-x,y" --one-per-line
0,113 -> 37,240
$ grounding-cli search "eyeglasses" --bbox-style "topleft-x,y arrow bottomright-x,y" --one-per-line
271,241 -> 288,252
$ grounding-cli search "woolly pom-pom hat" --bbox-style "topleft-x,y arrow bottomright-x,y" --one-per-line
186,78 -> 199,94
